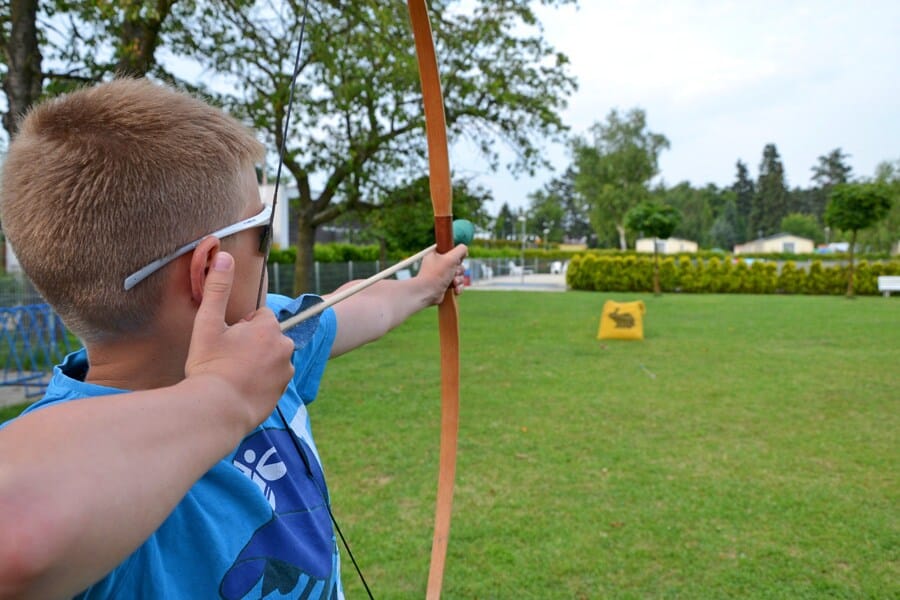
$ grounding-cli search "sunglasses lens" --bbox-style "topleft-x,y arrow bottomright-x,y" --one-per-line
259,225 -> 272,255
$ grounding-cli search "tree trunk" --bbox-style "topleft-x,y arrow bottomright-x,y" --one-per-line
2,0 -> 42,139
378,237 -> 388,263
616,223 -> 627,250
845,229 -> 857,298
1,0 -> 40,267
114,1 -> 176,77
653,242 -> 661,295
293,220 -> 317,296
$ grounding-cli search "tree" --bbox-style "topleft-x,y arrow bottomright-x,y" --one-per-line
857,159 -> 900,253
527,170 -> 586,244
572,108 -> 670,250
659,181 -> 717,247
0,0 -> 40,267
1,0 -> 196,281
825,182 -> 894,297
732,160 -> 754,241
527,188 -> 564,243
554,168 -> 593,243
812,148 -> 853,187
750,144 -> 790,238
0,1 -> 577,294
709,199 -> 741,250
0,0 -> 41,139
780,213 -> 823,244
787,186 -> 823,220
806,148 -> 853,222
364,177 -> 490,258
45,0 -> 180,80
1,0 -> 189,141
625,201 -> 680,295
168,0 -> 577,293
492,202 -> 516,240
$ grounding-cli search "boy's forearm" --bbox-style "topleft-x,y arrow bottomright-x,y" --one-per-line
329,246 -> 465,357
0,375 -> 253,598
330,277 -> 433,357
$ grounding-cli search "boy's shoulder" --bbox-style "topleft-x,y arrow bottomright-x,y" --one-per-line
267,293 -> 334,352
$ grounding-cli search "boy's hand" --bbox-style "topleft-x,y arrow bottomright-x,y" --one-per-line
329,243 -> 468,357
418,244 -> 468,305
185,251 -> 294,427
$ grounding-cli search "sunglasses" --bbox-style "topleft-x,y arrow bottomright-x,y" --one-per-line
124,204 -> 273,291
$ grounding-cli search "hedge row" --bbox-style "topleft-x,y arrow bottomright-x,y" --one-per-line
566,255 -> 900,296
274,242 -> 891,265
268,244 -> 380,264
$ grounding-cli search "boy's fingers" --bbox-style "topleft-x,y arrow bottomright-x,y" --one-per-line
449,244 -> 468,263
195,252 -> 234,328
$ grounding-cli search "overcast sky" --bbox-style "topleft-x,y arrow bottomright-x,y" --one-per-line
458,1 -> 900,214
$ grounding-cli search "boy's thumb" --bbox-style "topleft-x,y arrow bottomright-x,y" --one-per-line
197,251 -> 234,324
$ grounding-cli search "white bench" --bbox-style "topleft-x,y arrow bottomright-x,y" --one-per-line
877,276 -> 900,297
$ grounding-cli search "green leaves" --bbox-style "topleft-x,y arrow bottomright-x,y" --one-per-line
573,108 -> 670,249
825,182 -> 893,233
625,201 -> 681,241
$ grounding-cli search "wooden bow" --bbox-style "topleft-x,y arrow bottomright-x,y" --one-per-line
407,2 -> 459,598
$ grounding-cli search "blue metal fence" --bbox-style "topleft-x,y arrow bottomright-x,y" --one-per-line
0,303 -> 75,397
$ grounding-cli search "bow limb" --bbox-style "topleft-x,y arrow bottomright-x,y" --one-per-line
407,2 -> 458,598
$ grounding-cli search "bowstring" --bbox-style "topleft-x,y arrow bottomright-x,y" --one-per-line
255,0 -> 308,307
257,1 -> 374,596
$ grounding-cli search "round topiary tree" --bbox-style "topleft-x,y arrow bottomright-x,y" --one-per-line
825,183 -> 894,297
626,201 -> 681,295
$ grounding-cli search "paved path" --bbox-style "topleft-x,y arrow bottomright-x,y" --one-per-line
0,382 -> 36,409
466,272 -> 567,292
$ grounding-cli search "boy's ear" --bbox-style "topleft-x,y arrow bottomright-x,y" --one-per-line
190,236 -> 222,304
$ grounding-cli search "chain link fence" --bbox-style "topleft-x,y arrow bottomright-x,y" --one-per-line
268,257 -> 567,295
1,257 -> 567,399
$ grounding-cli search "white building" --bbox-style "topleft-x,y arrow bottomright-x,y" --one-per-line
258,183 -> 295,249
635,237 -> 698,254
734,233 -> 814,255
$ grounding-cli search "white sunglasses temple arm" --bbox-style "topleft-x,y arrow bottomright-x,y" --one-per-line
123,205 -> 273,291
123,242 -> 200,290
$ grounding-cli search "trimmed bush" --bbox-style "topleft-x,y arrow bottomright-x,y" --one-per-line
566,254 -> 898,296
658,257 -> 678,292
313,243 -> 379,262
777,261 -> 804,294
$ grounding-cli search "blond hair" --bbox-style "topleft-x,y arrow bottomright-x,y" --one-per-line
0,78 -> 265,341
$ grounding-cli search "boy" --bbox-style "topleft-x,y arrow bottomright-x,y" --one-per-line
0,78 -> 466,598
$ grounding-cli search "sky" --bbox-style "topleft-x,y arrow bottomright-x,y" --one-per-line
458,1 -> 900,214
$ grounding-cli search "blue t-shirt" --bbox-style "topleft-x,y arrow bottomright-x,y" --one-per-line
15,294 -> 344,599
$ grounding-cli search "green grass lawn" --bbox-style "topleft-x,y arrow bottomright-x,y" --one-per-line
2,292 -> 896,597
0,401 -> 30,423
315,292 -> 898,598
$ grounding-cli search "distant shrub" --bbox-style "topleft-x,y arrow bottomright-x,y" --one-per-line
566,254 -> 896,296
777,261 -> 804,294
267,247 -> 297,265
658,257 -> 678,292
313,243 -> 379,262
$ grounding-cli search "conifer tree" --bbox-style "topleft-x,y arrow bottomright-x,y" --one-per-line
750,144 -> 790,237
